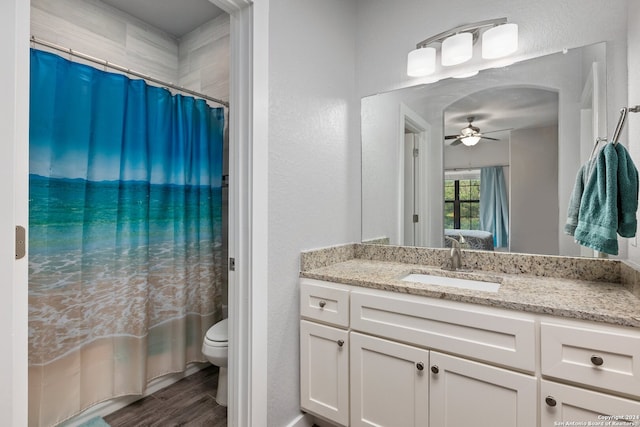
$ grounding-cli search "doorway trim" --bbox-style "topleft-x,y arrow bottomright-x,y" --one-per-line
1,0 -> 29,425
398,103 -> 430,246
210,0 -> 268,425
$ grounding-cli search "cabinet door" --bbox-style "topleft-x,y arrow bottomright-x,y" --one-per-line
300,320 -> 349,426
429,351 -> 536,427
350,332 -> 429,427
541,380 -> 640,426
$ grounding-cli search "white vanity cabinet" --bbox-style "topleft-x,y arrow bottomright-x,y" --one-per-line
429,351 -> 536,427
300,279 -> 351,426
350,331 -> 429,427
349,289 -> 536,427
300,278 -> 640,427
540,320 -> 640,425
541,380 -> 640,426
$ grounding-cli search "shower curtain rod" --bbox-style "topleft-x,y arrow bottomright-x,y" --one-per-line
30,35 -> 229,108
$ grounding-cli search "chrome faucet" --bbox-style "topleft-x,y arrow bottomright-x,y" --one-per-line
444,236 -> 464,270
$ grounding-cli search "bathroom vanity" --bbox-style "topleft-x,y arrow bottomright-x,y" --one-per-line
299,244 -> 640,427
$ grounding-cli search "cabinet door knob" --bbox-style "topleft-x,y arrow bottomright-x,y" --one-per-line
416,362 -> 424,371
545,396 -> 557,407
430,365 -> 439,374
318,300 -> 326,308
590,355 -> 604,366
337,339 -> 344,347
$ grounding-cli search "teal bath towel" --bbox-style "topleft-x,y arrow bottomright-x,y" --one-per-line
571,143 -> 639,255
564,162 -> 590,236
616,142 -> 639,237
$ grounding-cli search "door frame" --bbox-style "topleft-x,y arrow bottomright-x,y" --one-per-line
210,0 -> 268,425
398,103 -> 430,246
1,0 -> 30,425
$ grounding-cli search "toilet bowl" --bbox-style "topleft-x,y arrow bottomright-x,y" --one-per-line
202,318 -> 228,406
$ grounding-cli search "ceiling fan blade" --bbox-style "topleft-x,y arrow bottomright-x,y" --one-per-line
482,128 -> 513,135
449,138 -> 463,146
480,136 -> 499,141
444,135 -> 460,139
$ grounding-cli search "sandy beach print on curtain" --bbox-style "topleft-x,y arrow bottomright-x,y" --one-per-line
28,49 -> 225,427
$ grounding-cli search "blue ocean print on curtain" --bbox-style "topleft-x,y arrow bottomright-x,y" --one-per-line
480,166 -> 509,248
28,49 -> 225,427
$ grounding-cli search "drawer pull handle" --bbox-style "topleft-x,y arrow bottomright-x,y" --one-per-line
430,365 -> 439,374
318,300 -> 326,308
416,362 -> 424,371
590,355 -> 604,366
337,339 -> 344,347
545,396 -> 557,407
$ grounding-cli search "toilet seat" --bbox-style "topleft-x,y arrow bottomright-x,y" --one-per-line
205,318 -> 228,345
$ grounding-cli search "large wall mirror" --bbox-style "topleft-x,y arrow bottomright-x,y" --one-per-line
361,42 -> 607,257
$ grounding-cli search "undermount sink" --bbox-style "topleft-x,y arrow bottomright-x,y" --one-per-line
401,273 -> 501,293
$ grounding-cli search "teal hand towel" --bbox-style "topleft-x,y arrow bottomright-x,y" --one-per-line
564,163 -> 588,236
574,143 -> 619,255
615,142 -> 639,237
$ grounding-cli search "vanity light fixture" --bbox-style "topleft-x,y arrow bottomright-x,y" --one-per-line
441,32 -> 473,66
407,18 -> 518,77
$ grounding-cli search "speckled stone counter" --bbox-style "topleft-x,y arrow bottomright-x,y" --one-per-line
300,244 -> 640,328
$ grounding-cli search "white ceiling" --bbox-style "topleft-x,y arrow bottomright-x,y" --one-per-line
444,86 -> 559,141
100,0 -> 226,38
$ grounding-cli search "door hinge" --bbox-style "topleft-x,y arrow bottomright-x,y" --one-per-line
413,214 -> 419,223
229,257 -> 235,271
15,225 -> 26,260
413,148 -> 419,157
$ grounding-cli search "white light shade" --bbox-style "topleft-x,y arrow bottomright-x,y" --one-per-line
407,47 -> 436,77
441,32 -> 473,66
482,23 -> 518,59
452,70 -> 479,79
461,135 -> 481,146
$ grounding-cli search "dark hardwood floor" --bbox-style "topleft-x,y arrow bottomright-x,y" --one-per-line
104,365 -> 226,427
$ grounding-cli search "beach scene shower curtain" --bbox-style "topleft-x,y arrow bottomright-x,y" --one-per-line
28,49 -> 225,427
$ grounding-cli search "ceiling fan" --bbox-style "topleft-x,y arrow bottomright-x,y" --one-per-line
445,116 -> 501,146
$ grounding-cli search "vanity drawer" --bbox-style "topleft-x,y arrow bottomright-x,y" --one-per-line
300,279 -> 350,327
541,322 -> 640,399
350,290 -> 536,372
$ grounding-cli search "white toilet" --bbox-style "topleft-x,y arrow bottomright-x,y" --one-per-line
202,318 -> 228,406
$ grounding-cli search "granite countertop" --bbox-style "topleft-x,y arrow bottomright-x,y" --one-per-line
300,257 -> 640,328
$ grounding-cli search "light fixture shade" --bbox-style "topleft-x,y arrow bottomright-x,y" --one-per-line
441,32 -> 473,66
407,47 -> 436,77
452,70 -> 479,79
482,23 -> 518,59
461,135 -> 481,146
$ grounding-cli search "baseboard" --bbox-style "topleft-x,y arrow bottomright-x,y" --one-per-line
60,362 -> 210,427
285,413 -> 315,427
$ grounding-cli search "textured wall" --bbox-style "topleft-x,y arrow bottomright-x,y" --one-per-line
267,0 -> 360,425
626,2 -> 640,264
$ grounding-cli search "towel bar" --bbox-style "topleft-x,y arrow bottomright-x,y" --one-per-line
612,105 -> 640,144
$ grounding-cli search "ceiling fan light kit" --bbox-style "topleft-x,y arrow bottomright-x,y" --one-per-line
461,135 -> 481,146
445,116 -> 502,147
407,18 -> 518,78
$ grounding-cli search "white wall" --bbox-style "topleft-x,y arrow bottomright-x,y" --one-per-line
626,2 -> 640,264
267,0 -> 359,425
510,126 -> 559,255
